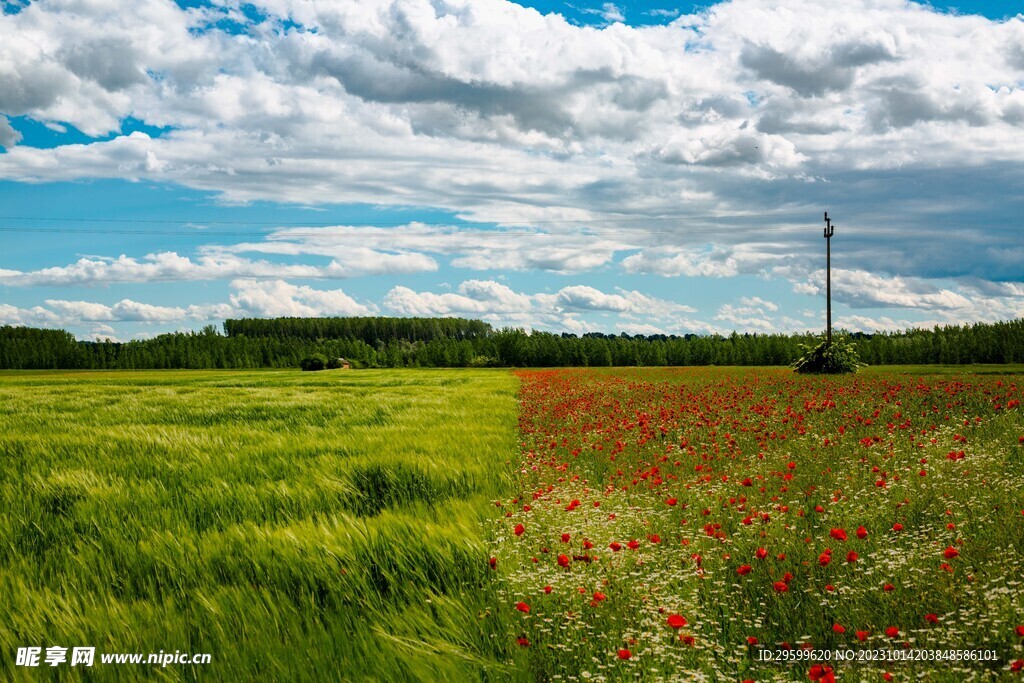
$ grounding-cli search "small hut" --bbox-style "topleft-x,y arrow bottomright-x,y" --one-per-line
334,357 -> 351,370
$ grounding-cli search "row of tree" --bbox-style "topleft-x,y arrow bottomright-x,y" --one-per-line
223,316 -> 491,343
2,317 -> 1024,370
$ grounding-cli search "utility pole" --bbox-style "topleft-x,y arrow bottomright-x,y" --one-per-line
823,211 -> 834,347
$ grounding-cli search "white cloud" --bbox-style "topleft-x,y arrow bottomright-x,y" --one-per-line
739,296 -> 779,312
834,314 -> 922,333
384,280 -> 531,317
0,248 -> 436,287
616,322 -> 667,335
228,279 -> 372,317
1,0 -> 1023,240
621,247 -> 740,278
794,268 -> 973,310
222,223 -> 633,275
385,280 -> 711,332
0,280 -> 372,328
0,115 -> 21,149
552,285 -> 632,312
1,0 -> 1024,331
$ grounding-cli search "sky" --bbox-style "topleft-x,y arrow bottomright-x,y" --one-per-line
1,0 -> 1023,342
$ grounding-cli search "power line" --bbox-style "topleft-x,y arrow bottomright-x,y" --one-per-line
0,213 -> 1009,227
0,223 -> 815,239
0,212 -> 810,227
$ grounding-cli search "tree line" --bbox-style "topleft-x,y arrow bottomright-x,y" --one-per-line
2,317 -> 1024,370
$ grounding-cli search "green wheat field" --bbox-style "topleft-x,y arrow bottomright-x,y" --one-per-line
0,369 -> 521,682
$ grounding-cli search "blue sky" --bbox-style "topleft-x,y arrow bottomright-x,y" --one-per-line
1,0 -> 1023,341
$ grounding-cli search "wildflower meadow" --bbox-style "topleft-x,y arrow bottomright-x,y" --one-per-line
491,367 -> 1024,682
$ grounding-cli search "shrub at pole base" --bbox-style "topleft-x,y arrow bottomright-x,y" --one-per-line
791,334 -> 866,374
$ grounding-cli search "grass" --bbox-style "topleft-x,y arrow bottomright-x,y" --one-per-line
0,369 -> 520,682
3,365 -> 1023,682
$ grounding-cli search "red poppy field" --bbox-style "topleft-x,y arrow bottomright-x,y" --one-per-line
490,367 -> 1024,682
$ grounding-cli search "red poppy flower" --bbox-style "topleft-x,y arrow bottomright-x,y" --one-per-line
666,614 -> 687,629
832,623 -> 845,634
1015,625 -> 1024,637
883,674 -> 893,682
746,636 -> 759,645
516,602 -> 530,613
558,554 -> 570,568
846,551 -> 858,563
925,614 -> 939,624
755,547 -> 768,560
489,557 -> 497,569
544,585 -> 553,594
808,664 -> 835,682
617,649 -> 631,660
1011,660 -> 1023,672
516,636 -> 530,647
818,553 -> 831,566
561,533 -> 571,543
943,546 -> 959,559
883,583 -> 895,592
885,626 -> 899,638
773,581 -> 789,592
737,564 -> 752,575
680,634 -> 695,645
856,630 -> 869,641
665,497 -> 678,506
609,542 -> 622,552
514,523 -> 525,536
627,539 -> 640,550
892,523 -> 903,531
830,528 -> 848,541
856,525 -> 868,539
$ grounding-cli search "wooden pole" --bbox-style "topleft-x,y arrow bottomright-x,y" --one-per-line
824,212 -> 834,347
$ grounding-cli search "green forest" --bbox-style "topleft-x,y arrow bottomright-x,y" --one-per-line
2,316 -> 1024,370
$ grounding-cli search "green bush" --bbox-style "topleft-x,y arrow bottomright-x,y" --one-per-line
299,354 -> 328,371
792,334 -> 865,374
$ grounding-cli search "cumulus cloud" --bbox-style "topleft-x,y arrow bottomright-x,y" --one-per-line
1,0 -> 1024,333
228,279 -> 373,317
551,285 -> 633,312
621,247 -> 741,278
0,115 -> 21,149
0,248 -> 437,287
221,223 -> 634,275
1,0 -> 1023,229
0,297 -> 225,328
385,280 -> 711,332
0,280 -> 373,329
835,314 -> 923,333
384,280 -> 532,316
794,268 -> 972,310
